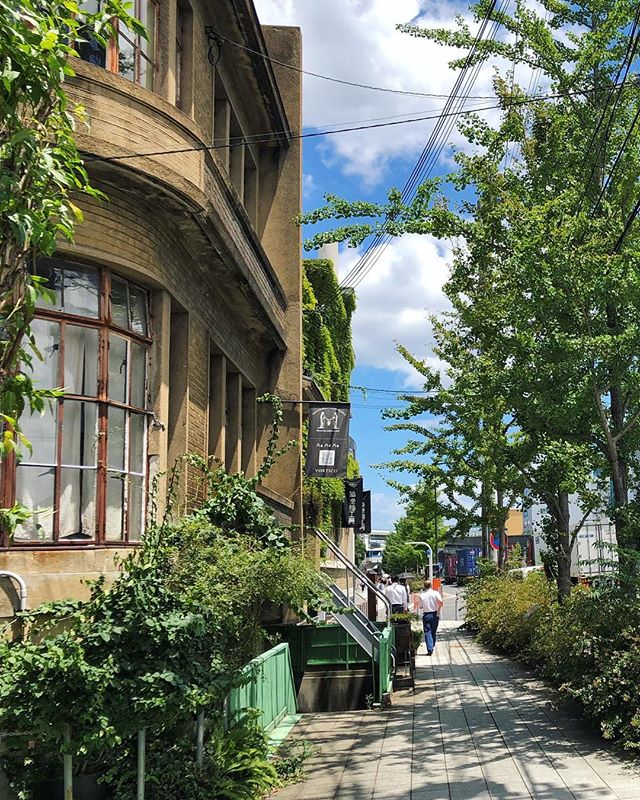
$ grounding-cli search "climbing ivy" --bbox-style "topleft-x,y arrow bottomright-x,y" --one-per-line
302,258 -> 358,536
302,259 -> 355,402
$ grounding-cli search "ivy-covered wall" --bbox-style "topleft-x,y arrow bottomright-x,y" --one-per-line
302,258 -> 358,536
302,259 -> 355,402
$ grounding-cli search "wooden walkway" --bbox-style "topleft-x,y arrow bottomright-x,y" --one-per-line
273,622 -> 640,800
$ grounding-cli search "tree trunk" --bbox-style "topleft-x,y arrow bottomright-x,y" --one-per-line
556,490 -> 572,602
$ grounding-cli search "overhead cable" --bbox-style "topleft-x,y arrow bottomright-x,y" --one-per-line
211,29 -> 499,100
83,83 -> 628,165
339,0 -> 508,291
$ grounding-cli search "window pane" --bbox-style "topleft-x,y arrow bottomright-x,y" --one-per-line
59,468 -> 96,539
14,466 -> 55,541
128,285 -> 149,336
129,412 -> 145,474
36,261 -> 63,310
64,325 -> 98,396
140,1 -> 155,90
139,56 -> 154,91
19,405 -> 57,465
129,475 -> 144,540
63,265 -> 100,318
130,342 -> 147,408
111,278 -> 129,328
107,407 -> 126,470
109,335 -> 128,402
28,319 -> 59,388
62,401 -> 98,467
106,471 -> 125,541
118,29 -> 135,82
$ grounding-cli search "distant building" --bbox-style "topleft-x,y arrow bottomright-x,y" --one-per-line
361,529 -> 391,570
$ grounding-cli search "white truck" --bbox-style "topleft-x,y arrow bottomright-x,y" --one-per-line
524,500 -> 617,579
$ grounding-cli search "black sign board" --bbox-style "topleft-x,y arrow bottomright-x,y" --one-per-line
305,403 -> 351,478
360,490 -> 371,534
342,477 -> 363,528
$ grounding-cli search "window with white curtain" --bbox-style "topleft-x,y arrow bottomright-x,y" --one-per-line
7,259 -> 151,546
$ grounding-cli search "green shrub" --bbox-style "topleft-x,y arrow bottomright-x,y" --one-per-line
467,573 -> 640,752
465,572 -> 555,657
530,588 -> 640,750
104,715 -> 279,800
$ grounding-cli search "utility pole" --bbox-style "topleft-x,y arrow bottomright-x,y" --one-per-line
433,479 -> 438,565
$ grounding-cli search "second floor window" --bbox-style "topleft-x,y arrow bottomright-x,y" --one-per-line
77,0 -> 157,91
118,0 -> 157,90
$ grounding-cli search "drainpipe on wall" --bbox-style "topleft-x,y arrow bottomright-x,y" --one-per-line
0,571 -> 28,612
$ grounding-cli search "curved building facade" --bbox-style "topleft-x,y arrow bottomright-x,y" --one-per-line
0,0 -> 303,613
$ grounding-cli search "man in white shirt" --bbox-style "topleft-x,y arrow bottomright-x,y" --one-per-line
418,580 -> 444,656
384,575 -> 407,614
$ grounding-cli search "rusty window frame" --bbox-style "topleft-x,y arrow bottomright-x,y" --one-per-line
114,0 -> 158,89
1,262 -> 152,549
75,0 -> 157,89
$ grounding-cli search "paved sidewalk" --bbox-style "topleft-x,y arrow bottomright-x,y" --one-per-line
273,622 -> 640,800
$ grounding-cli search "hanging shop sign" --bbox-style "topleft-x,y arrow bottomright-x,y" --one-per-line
360,490 -> 372,534
305,403 -> 351,478
342,477 -> 363,528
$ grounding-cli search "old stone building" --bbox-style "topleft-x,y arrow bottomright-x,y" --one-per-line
0,0 -> 303,612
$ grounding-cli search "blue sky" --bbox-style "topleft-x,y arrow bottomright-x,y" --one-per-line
254,0 -> 513,529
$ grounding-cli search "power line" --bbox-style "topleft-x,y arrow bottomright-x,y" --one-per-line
308,376 -> 437,395
613,193 -> 640,252
340,0 -> 509,291
82,84 -> 628,165
212,29 -> 499,100
579,8 -> 640,215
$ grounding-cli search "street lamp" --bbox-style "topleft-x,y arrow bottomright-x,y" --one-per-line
407,541 -> 433,583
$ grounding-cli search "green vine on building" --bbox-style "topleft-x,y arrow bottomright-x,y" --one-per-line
302,258 -> 358,534
302,259 -> 355,402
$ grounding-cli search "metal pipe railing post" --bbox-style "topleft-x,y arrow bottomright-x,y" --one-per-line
63,724 -> 73,800
137,728 -> 146,800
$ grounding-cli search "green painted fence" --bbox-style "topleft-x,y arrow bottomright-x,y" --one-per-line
228,643 -> 298,732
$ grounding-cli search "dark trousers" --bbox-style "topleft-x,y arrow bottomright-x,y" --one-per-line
391,604 -> 405,614
422,611 -> 439,653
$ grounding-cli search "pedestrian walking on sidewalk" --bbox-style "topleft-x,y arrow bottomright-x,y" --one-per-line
418,580 -> 443,656
385,575 -> 407,614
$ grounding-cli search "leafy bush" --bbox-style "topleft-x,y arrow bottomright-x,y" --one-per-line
104,715 -> 280,800
530,587 -> 640,749
1,467 -> 327,797
162,519 -> 329,667
465,571 -> 555,657
466,573 -> 640,751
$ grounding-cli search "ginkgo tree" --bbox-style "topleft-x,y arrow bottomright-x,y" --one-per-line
301,0 -> 640,589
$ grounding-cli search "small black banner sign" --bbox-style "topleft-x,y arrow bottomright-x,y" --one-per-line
360,490 -> 371,534
305,403 -> 351,478
342,477 -> 363,529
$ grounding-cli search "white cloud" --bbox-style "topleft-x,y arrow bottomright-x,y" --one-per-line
302,172 -> 316,198
336,234 -> 452,386
371,490 -> 405,530
254,0 -> 507,185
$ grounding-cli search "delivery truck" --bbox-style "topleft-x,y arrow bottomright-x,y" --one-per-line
533,522 -> 617,579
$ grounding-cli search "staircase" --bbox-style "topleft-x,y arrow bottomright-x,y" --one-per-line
327,583 -> 382,660
313,528 -> 395,704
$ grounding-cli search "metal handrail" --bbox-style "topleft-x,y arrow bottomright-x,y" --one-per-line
313,528 -> 392,626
